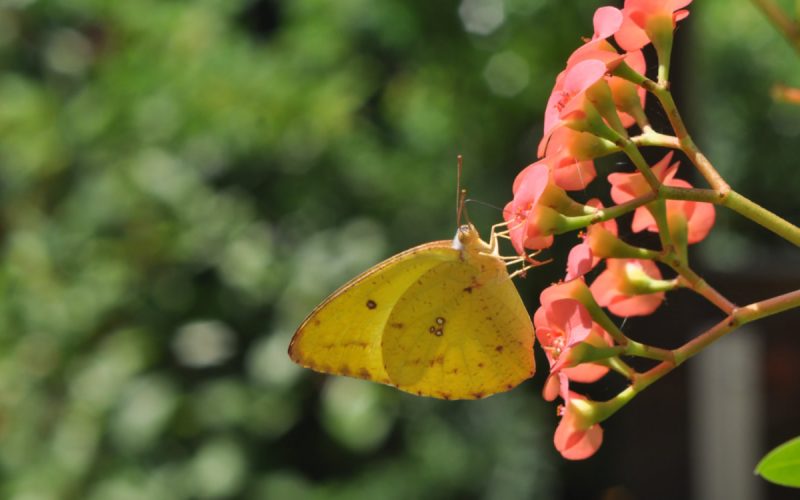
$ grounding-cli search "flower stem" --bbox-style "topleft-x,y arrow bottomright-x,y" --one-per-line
594,192 -> 658,222
646,84 -> 730,193
625,340 -> 675,362
721,190 -> 800,246
659,186 -> 800,246
620,141 -> 661,192
632,130 -> 681,149
593,288 -> 800,424
663,258 -> 737,314
674,287 -> 800,364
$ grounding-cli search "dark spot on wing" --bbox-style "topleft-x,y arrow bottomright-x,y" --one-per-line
430,355 -> 444,366
366,299 -> 377,309
339,364 -> 352,376
358,368 -> 371,379
495,345 -> 504,353
472,392 -> 485,399
463,286 -> 473,293
477,362 -> 484,368
390,322 -> 404,329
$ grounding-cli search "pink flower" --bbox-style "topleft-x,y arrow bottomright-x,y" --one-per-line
628,176 -> 716,244
540,7 -> 645,158
609,152 -> 677,202
615,0 -> 693,52
663,179 -> 716,244
504,162 -> 566,253
567,7 -> 625,67
535,281 -> 613,401
608,152 -> 715,244
590,259 -> 665,317
608,151 -> 677,230
566,199 -> 619,281
554,394 -> 604,460
532,128 -> 599,191
541,59 -> 609,153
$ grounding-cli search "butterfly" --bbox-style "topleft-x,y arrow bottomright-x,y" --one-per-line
288,219 -> 539,400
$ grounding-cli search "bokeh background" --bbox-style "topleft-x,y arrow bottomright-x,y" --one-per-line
0,0 -> 797,499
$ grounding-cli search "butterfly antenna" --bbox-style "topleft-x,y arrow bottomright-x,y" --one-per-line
456,155 -> 463,224
465,198 -> 503,213
458,188 -> 470,225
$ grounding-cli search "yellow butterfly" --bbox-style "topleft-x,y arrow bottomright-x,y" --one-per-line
289,194 -> 537,400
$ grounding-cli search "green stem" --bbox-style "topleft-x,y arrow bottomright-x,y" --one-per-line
605,356 -> 636,380
559,192 -> 658,232
592,288 -> 800,424
584,302 -> 630,346
674,288 -> 800,364
722,191 -> 800,247
657,61 -> 670,87
647,83 -> 730,193
619,139 -> 675,251
659,186 -> 800,246
657,253 -> 737,314
625,340 -> 675,362
632,130 -> 681,149
620,140 -> 661,192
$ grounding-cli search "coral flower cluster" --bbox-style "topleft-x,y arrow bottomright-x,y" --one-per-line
505,0 -> 719,459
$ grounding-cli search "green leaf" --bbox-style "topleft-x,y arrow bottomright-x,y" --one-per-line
755,436 -> 800,487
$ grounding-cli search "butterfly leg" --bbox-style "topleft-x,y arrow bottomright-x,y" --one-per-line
487,221 -> 512,255
508,257 -> 552,279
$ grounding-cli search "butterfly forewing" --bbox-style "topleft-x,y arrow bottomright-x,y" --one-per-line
289,242 -> 457,384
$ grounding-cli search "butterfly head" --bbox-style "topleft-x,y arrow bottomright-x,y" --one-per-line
452,224 -> 492,255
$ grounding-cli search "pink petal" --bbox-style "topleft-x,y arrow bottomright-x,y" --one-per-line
552,157 -> 596,191
564,363 -> 609,383
593,7 -> 624,39
614,10 -> 650,51
554,411 -> 604,460
607,171 -> 640,204
549,299 -> 593,345
563,59 -> 608,98
608,291 -> 664,317
686,200 -> 715,244
543,373 -> 561,401
566,242 -> 593,281
588,267 -> 618,307
631,205 -> 656,233
512,160 -> 549,196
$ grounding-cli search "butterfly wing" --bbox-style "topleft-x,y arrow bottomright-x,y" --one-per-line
289,242 -> 458,384
381,257 -> 535,400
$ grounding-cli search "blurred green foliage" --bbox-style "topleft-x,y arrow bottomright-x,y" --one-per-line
0,0 -> 605,498
0,0 -> 796,498
691,0 -> 800,269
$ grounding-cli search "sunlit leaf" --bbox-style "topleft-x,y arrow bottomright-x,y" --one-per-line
756,436 -> 800,487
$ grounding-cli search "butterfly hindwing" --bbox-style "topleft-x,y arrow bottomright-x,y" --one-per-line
289,243 -> 458,384
381,257 -> 535,399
